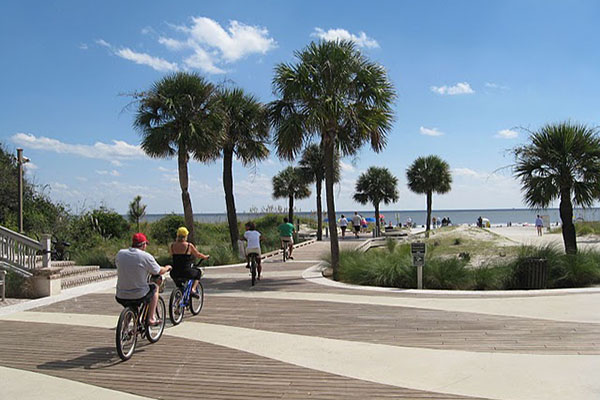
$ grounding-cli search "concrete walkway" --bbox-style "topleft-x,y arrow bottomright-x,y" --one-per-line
0,236 -> 599,399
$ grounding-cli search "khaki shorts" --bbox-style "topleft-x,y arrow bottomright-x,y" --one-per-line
246,247 -> 261,256
280,236 -> 294,245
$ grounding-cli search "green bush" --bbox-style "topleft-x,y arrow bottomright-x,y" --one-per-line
470,264 -> 509,290
424,257 -> 469,289
73,249 -> 115,269
5,271 -> 33,298
151,214 -> 186,244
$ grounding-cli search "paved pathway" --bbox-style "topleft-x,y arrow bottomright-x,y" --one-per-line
1,236 -> 599,399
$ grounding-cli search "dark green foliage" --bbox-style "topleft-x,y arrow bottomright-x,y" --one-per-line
471,264 -> 509,290
150,214 -> 186,244
453,238 -> 462,245
423,257 -> 470,289
73,249 -> 115,269
88,207 -> 130,239
5,271 -> 33,298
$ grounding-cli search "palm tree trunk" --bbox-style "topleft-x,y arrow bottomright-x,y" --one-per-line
223,148 -> 239,252
178,149 -> 195,244
316,180 -> 322,241
374,202 -> 380,237
425,191 -> 432,238
560,188 -> 577,254
288,196 -> 294,224
324,137 -> 340,280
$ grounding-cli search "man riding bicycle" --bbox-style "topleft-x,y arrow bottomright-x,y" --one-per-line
278,217 -> 295,260
115,233 -> 172,326
242,221 -> 262,279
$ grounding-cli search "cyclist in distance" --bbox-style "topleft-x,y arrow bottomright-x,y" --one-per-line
115,233 -> 172,325
278,217 -> 295,260
169,227 -> 209,297
242,221 -> 262,279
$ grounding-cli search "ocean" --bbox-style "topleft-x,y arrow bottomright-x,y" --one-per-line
143,208 -> 600,227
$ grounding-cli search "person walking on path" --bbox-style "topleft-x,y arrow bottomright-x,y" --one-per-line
339,214 -> 348,238
352,212 -> 362,238
535,215 -> 544,236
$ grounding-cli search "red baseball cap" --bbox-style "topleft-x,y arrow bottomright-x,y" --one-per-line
132,233 -> 149,246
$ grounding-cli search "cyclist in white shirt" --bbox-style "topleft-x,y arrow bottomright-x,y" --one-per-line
242,221 -> 263,279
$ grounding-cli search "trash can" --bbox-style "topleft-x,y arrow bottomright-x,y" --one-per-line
516,258 -> 548,289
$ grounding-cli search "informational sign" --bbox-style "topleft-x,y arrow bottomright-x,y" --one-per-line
411,242 -> 426,289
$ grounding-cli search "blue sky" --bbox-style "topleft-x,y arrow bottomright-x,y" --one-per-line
2,1 -> 600,214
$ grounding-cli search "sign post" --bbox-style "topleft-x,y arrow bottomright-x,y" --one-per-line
411,242 -> 426,289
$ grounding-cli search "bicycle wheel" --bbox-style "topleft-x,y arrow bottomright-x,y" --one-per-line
169,288 -> 185,325
146,297 -> 166,343
116,307 -> 137,361
189,282 -> 204,315
282,246 -> 287,262
63,251 -> 71,261
250,258 -> 257,286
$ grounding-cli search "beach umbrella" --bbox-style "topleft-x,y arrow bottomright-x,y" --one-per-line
365,217 -> 376,222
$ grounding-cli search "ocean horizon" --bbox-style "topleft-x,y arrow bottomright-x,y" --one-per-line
142,207 -> 600,227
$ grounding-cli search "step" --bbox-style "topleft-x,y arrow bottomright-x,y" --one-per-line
61,269 -> 117,290
60,265 -> 100,278
35,260 -> 76,269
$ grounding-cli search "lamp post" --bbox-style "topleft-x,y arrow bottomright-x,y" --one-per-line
16,148 -> 29,233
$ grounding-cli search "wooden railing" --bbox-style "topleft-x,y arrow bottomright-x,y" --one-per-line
0,225 -> 50,271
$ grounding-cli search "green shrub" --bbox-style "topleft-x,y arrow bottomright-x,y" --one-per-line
424,257 -> 469,289
73,249 -> 115,269
453,238 -> 462,245
470,264 -> 509,290
88,207 -> 130,239
151,214 -> 186,244
5,271 -> 33,298
551,251 -> 600,288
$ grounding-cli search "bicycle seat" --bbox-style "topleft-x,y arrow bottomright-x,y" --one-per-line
115,297 -> 145,309
173,277 -> 188,288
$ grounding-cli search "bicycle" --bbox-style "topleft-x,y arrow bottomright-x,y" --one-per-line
51,240 -> 71,261
248,252 -> 260,286
168,259 -> 205,325
280,239 -> 290,262
115,275 -> 166,361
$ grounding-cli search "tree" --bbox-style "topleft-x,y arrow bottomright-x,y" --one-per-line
270,40 -> 395,279
513,121 -> 600,254
133,72 -> 220,244
272,167 -> 311,223
214,88 -> 270,251
353,167 -> 399,236
299,144 -> 340,241
406,155 -> 452,237
128,195 -> 147,232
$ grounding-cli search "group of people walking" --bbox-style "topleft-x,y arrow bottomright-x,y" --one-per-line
338,212 -> 366,238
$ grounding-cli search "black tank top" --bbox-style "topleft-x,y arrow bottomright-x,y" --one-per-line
171,243 -> 193,271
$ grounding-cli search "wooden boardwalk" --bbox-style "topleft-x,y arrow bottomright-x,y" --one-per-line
1,237 -> 599,399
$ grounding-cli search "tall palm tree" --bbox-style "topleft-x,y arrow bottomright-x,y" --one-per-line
270,40 -> 395,279
128,195 -> 147,232
513,121 -> 600,254
406,155 -> 452,237
353,167 -> 399,236
215,88 -> 270,251
272,166 -> 311,223
299,143 -> 340,241
133,72 -> 220,244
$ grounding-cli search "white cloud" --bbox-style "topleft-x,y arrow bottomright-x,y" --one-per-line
496,129 -> 518,139
116,48 -> 178,72
79,43 -> 88,50
430,82 -> 474,96
419,126 -> 444,137
110,160 -> 123,167
485,82 -> 508,90
339,161 -> 356,173
24,162 -> 38,171
156,17 -> 277,74
12,133 -> 146,161
52,182 -> 68,190
96,39 -> 111,48
312,28 -> 379,48
96,170 -> 121,176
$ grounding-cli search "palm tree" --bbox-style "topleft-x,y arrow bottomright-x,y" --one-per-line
513,121 -> 600,254
133,72 -> 220,243
215,88 -> 270,251
299,144 -> 340,241
128,195 -> 147,232
406,155 -> 452,237
353,167 -> 399,236
270,40 -> 395,279
272,166 -> 311,223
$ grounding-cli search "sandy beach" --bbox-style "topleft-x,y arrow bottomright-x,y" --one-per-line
490,225 -> 600,250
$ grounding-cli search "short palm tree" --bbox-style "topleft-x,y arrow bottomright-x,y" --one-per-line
299,143 -> 340,241
215,88 -> 270,251
272,166 -> 311,223
270,40 -> 395,279
353,167 -> 399,236
128,195 -> 147,232
406,155 -> 452,236
513,121 -> 600,254
133,72 -> 220,243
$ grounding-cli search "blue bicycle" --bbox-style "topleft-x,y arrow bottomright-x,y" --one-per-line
168,259 -> 205,325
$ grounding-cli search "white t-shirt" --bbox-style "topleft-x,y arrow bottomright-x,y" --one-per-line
339,217 -> 348,227
244,230 -> 261,249
115,247 -> 161,299
352,215 -> 362,226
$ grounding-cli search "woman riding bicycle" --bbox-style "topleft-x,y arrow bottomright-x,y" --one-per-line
169,227 -> 209,297
242,221 -> 262,280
